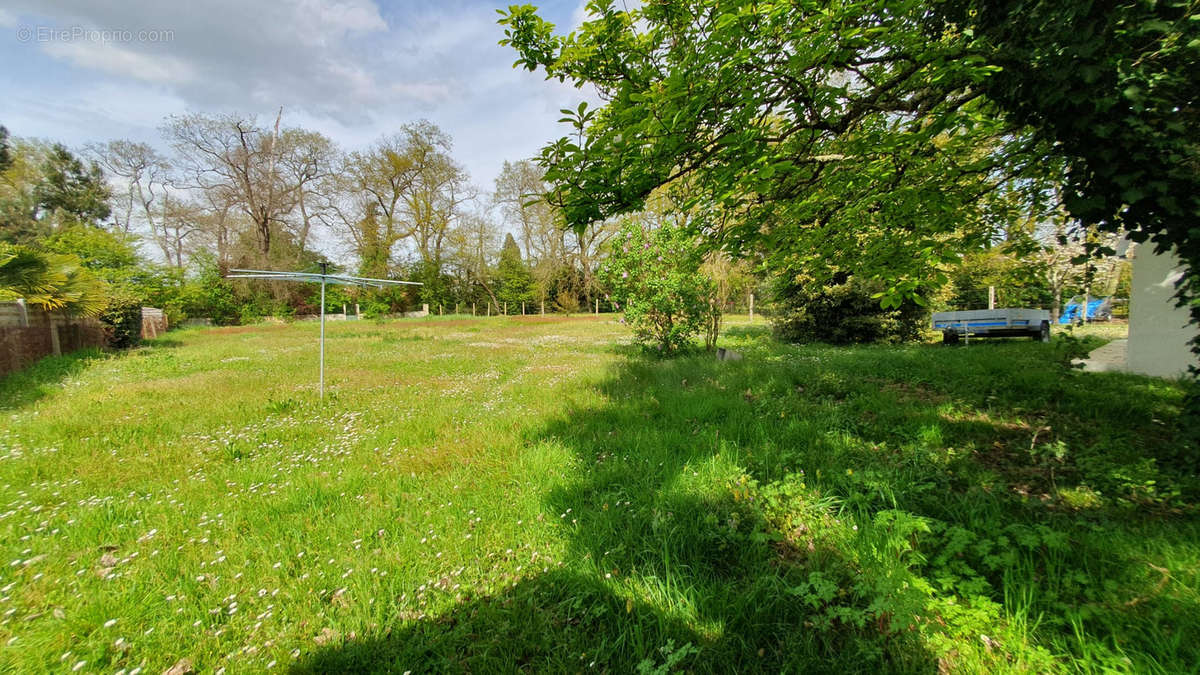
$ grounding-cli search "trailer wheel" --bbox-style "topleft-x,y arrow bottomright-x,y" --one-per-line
942,330 -> 960,344
1038,321 -> 1051,343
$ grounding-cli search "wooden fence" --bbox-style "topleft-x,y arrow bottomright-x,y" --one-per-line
141,307 -> 168,339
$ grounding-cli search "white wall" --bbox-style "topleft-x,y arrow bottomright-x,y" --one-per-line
1127,245 -> 1199,378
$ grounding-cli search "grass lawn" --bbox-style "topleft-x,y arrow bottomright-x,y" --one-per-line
0,316 -> 1196,673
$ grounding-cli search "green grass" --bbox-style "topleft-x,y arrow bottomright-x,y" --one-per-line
0,315 -> 1196,673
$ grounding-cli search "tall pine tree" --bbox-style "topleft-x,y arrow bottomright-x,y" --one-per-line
496,232 -> 534,312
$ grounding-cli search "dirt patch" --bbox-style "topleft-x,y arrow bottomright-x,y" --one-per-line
209,325 -> 286,335
866,378 -> 948,404
404,315 -> 609,329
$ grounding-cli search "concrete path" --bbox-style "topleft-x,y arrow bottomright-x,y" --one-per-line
1074,339 -> 1128,373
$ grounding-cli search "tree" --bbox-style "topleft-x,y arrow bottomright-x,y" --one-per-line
35,144 -> 112,227
494,159 -> 566,265
501,0 -> 1200,352
3,139 -> 113,242
88,139 -> 202,267
0,138 -> 44,243
496,232 -> 534,311
0,242 -> 108,316
945,0 -> 1200,313
165,111 -> 297,258
446,210 -> 502,311
599,219 -> 716,353
89,139 -> 171,237
190,189 -> 239,272
700,250 -> 756,346
0,126 -> 11,172
499,1 -> 1053,307
277,128 -> 338,254
774,271 -> 928,345
336,121 -> 471,292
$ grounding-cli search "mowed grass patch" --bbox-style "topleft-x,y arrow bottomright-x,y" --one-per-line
1,316 -> 1197,673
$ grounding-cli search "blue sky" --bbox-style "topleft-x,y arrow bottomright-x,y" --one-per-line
0,0 -> 591,190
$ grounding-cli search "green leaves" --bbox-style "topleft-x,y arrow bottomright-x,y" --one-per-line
0,242 -> 109,317
599,220 -> 716,354
499,0 -> 1059,314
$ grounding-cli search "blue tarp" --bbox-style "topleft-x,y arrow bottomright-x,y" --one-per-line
1059,299 -> 1106,324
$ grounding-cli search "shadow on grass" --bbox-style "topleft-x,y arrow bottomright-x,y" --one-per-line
298,335 -> 1199,672
142,336 -> 185,349
0,337 -> 183,410
0,347 -> 109,410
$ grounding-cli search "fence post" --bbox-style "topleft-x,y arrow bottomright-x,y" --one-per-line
595,298 -> 599,315
522,302 -> 525,315
541,301 -> 545,316
49,317 -> 61,356
472,302 -> 476,316
749,292 -> 755,321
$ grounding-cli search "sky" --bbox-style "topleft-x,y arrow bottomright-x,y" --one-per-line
0,0 -> 593,192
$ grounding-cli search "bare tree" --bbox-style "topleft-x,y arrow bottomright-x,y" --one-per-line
447,209 -> 502,309
277,128 -> 338,254
164,111 -> 297,258
88,140 -> 171,240
494,160 -> 566,264
191,188 -> 239,272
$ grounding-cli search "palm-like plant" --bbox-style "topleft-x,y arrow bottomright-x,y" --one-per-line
0,243 -> 108,317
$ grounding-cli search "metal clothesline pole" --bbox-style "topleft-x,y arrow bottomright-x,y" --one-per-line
320,274 -> 326,398
227,264 -> 421,400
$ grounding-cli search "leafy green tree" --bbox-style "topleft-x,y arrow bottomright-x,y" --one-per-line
774,272 -> 927,345
42,225 -> 140,276
500,0 -> 1199,343
499,0 -> 1055,308
945,0 -> 1199,277
35,144 -> 111,227
599,220 -> 716,354
1,138 -> 50,243
178,253 -> 239,325
496,232 -> 534,311
0,126 -> 11,172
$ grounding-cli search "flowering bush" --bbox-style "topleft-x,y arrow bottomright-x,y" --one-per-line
599,221 -> 717,354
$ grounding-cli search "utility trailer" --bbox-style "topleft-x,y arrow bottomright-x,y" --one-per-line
932,308 -> 1051,344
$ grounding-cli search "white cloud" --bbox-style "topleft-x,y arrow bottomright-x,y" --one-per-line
2,0 -> 598,189
389,82 -> 452,105
42,41 -> 196,84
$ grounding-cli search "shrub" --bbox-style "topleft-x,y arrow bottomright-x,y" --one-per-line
599,221 -> 717,354
772,273 -> 927,344
99,290 -> 143,349
178,257 -> 239,325
554,289 -> 581,315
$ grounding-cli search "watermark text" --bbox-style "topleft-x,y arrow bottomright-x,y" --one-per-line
16,25 -> 174,44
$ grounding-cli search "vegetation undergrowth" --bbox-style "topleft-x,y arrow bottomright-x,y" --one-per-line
0,317 -> 1194,673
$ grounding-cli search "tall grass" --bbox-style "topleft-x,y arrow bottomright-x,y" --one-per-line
0,317 -> 1195,673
